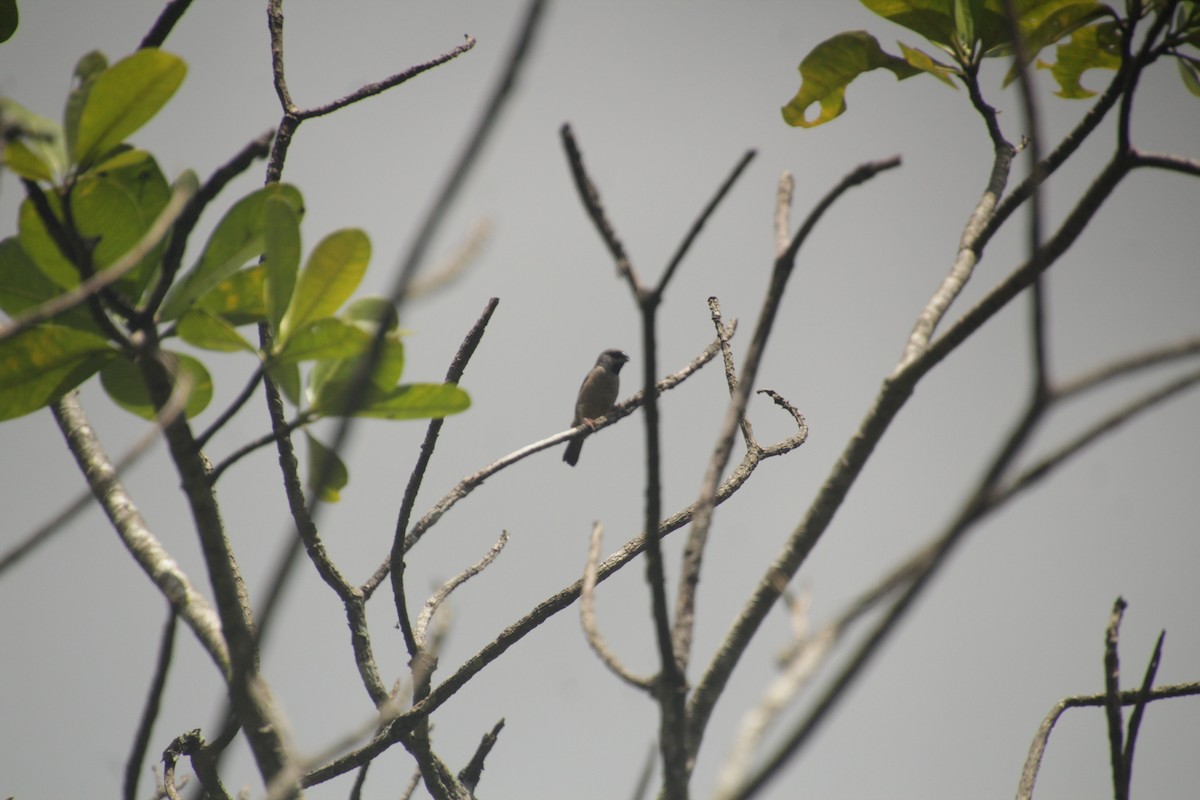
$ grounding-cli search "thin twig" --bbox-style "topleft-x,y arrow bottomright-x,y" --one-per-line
629,741 -> 658,800
684,158 -> 899,758
457,718 -> 506,794
124,607 -> 178,800
414,531 -> 510,649
298,38 -> 477,121
402,219 -> 492,301
707,297 -> 756,448
207,410 -> 312,484
142,129 -> 275,320
900,141 -> 1013,366
0,177 -> 194,344
581,522 -> 655,691
1055,336 -> 1200,399
559,124 -> 636,284
656,150 -> 756,295
1000,0 -> 1050,395
304,0 -> 546,507
995,367 -> 1200,504
1123,630 -> 1165,787
300,398 -> 808,788
774,172 -> 793,258
397,334 -> 727,555
194,365 -> 264,453
385,297 -> 500,662
1014,684 -> 1200,800
1129,150 -> 1200,176
140,0 -> 195,48
1104,597 -> 1129,800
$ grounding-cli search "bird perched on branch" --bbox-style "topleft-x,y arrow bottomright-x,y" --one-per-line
563,349 -> 629,466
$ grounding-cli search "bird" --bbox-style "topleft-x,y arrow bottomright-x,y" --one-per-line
563,349 -> 629,466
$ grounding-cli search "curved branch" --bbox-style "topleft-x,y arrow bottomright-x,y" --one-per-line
581,523 -> 655,692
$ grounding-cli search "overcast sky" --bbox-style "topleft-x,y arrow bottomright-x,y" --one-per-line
2,2 -> 1199,799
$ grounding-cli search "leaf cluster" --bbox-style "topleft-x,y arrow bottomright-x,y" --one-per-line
0,48 -> 469,497
782,0 -> 1200,127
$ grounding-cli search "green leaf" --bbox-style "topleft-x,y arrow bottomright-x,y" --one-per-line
305,431 -> 349,503
954,0 -> 978,53
0,99 -> 66,181
0,237 -> 100,333
100,351 -> 213,420
782,30 -> 923,128
341,296 -> 399,333
308,334 -> 405,409
862,0 -> 1019,58
351,383 -> 471,420
898,41 -> 960,85
1037,20 -> 1121,98
195,264 -> 268,325
1001,3 -> 1114,84
861,0 -> 958,49
263,195 -> 301,336
92,145 -> 153,173
3,140 -> 54,181
278,229 -> 370,341
267,360 -> 301,406
0,0 -> 18,43
0,324 -> 114,421
1177,55 -> 1200,97
17,153 -> 171,297
17,196 -> 76,290
71,49 -> 186,169
160,183 -> 303,320
272,317 -> 372,365
63,50 -> 108,167
177,308 -> 256,353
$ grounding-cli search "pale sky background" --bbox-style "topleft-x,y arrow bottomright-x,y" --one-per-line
2,2 -> 1199,799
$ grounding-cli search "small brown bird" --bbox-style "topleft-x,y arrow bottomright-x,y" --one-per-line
563,349 -> 629,466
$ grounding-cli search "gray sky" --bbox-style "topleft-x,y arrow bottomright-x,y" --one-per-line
2,2 -> 1198,798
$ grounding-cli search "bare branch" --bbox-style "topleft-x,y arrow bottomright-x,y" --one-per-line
656,149 -> 756,295
124,607 -> 178,800
140,0 -> 194,49
774,172 -> 794,258
301,414 -> 804,788
1123,630 -> 1165,787
1104,597 -> 1129,800
386,297 -> 501,662
996,367 -> 1200,504
1000,0 -> 1050,394
398,332 -> 726,555
50,392 -> 230,677
414,531 -> 510,650
900,143 -> 1013,366
708,297 -> 756,447
1,379 -> 181,577
299,37 -> 477,121
1130,150 -> 1200,177
629,741 -> 658,800
457,719 -> 506,795
581,523 -> 655,691
684,159 -> 898,753
402,219 -> 493,302
263,694 -> 408,800
714,591 -> 835,800
559,123 -> 637,285
1015,682 -> 1200,799
1055,336 -> 1200,399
